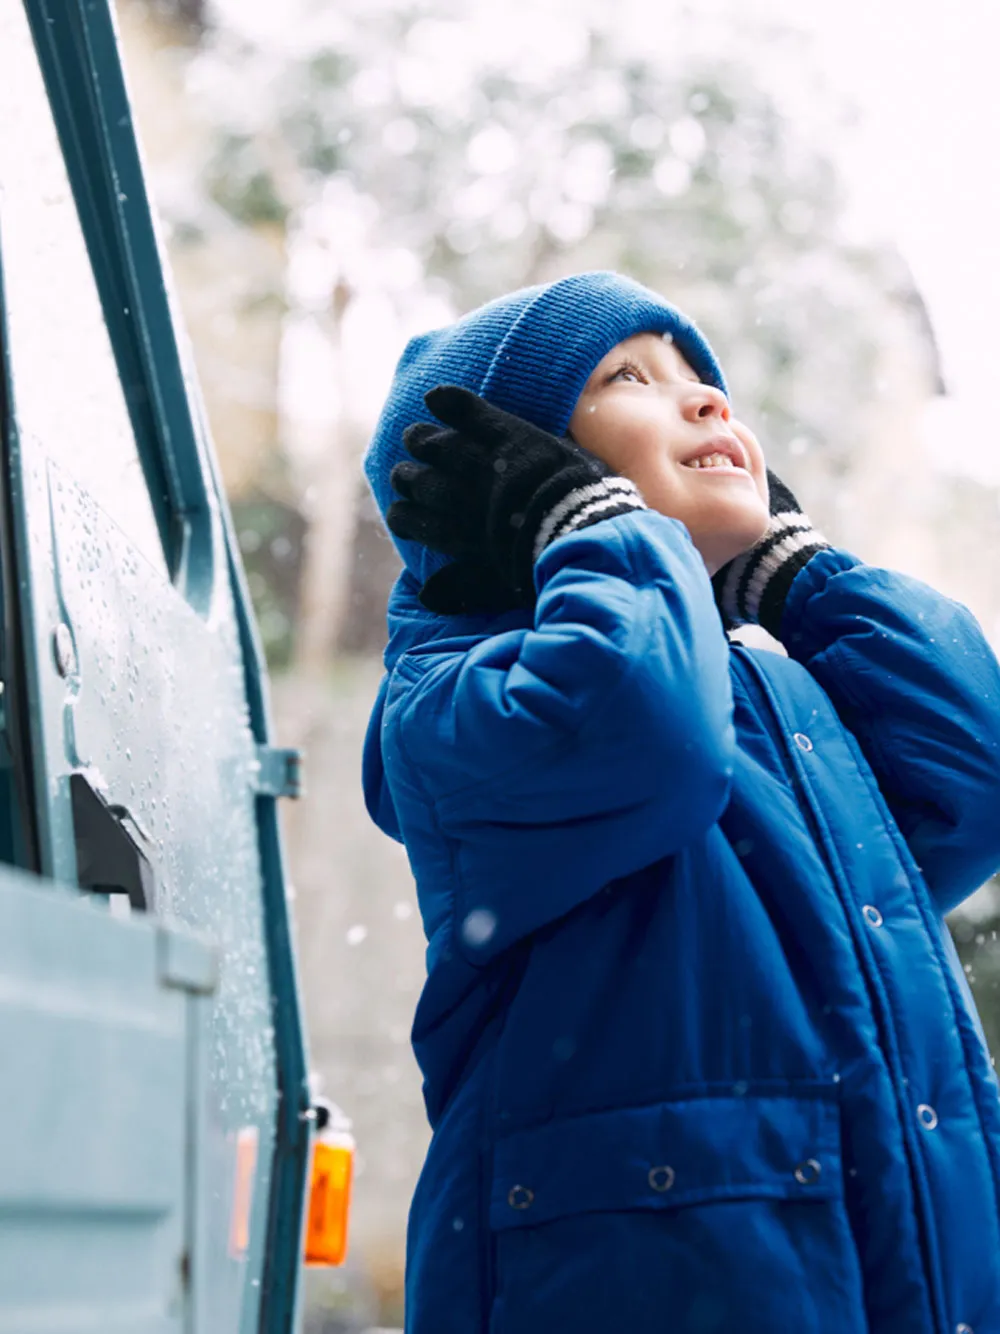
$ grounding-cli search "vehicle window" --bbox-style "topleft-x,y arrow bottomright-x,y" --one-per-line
0,0 -> 168,577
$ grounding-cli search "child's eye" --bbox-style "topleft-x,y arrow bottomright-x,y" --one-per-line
608,360 -> 647,385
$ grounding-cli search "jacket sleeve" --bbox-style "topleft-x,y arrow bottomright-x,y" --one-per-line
779,547 -> 1000,914
383,510 -> 736,960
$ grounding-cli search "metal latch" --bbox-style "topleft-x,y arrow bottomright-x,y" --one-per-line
70,772 -> 156,911
253,746 -> 303,800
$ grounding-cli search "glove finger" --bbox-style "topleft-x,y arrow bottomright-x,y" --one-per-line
403,419 -> 495,481
424,384 -> 531,450
386,499 -> 479,561
389,459 -> 429,502
390,460 -> 476,526
419,561 -> 528,616
401,421 -> 447,460
765,467 -> 802,517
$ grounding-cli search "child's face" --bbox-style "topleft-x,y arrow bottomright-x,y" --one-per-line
568,333 -> 770,575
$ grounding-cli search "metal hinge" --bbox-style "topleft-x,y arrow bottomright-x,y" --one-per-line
253,745 -> 304,800
157,924 -> 220,996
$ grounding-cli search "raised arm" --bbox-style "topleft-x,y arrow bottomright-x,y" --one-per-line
383,510 -> 735,960
780,548 -> 1000,914
714,468 -> 1000,915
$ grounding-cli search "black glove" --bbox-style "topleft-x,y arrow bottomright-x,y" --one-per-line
387,385 -> 646,614
711,467 -> 830,640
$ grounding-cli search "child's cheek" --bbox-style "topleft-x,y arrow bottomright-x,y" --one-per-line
572,400 -> 632,474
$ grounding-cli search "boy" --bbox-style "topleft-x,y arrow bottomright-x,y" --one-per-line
362,270 -> 1000,1333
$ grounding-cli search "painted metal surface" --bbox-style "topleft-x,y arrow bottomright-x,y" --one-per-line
40,460 -> 280,1329
0,862 -> 213,1333
0,1 -> 313,1328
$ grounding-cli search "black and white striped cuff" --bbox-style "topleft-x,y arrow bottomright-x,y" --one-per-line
715,509 -> 830,639
533,477 -> 646,562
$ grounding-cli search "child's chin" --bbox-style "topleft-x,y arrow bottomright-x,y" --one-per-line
719,494 -> 769,539
707,510 -> 770,570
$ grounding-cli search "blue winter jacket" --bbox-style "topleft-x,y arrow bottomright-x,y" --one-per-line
362,508 -> 1000,1334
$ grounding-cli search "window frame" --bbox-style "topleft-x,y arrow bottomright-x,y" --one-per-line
23,0 -> 215,604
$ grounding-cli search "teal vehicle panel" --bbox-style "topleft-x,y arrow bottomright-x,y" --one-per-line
37,459 -> 280,1328
0,862 -> 211,1332
0,1 -> 313,1328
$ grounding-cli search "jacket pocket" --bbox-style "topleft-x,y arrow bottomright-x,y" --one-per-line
488,1090 -> 868,1334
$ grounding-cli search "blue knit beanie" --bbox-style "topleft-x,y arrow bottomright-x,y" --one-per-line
364,270 -> 728,585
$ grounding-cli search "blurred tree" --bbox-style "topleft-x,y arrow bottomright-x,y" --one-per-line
951,875 -> 1000,1059
127,0 -> 207,39
190,0 -> 934,659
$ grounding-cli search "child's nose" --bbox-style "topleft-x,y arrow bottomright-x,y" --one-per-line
684,384 -> 730,422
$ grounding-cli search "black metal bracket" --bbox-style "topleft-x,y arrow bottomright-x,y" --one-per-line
70,771 -> 155,911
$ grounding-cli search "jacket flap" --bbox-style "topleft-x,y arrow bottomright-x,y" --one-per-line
490,1090 -> 841,1231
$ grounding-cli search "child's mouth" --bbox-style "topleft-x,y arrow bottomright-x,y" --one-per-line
682,452 -> 751,474
680,436 -> 749,471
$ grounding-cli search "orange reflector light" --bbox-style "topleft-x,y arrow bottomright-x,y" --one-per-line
305,1134 -> 354,1266
229,1125 -> 259,1259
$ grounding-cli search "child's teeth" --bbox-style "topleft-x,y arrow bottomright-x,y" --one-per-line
688,453 -> 734,469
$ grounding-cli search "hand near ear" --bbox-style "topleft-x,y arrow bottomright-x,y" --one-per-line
388,386 -> 645,614
711,468 -> 830,640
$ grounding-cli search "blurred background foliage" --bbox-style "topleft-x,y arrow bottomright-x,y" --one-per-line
118,0 -> 1000,1325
